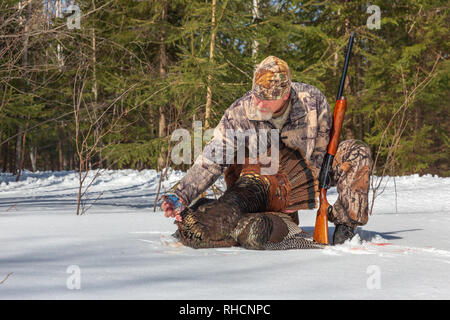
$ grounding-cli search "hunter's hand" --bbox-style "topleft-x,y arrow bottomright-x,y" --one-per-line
161,195 -> 184,222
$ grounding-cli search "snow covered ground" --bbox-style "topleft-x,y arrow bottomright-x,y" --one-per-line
0,169 -> 449,299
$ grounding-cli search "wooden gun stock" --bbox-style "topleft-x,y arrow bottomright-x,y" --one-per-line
313,189 -> 331,244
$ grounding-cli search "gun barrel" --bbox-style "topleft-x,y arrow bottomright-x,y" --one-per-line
336,32 -> 355,101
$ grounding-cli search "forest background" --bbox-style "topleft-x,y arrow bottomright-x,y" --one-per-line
0,0 -> 448,180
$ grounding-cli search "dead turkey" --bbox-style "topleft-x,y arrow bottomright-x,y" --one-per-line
175,143 -> 324,250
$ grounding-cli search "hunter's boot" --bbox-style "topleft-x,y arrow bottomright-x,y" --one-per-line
333,224 -> 355,245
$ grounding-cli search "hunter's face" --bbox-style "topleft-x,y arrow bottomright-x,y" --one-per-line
253,92 -> 290,115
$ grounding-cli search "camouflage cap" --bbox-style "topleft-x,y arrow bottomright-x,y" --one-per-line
252,56 -> 291,100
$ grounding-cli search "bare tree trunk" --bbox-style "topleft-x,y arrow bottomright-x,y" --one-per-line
14,126 -> 23,175
8,145 -> 13,172
16,115 -> 30,181
205,0 -> 217,129
157,0 -> 168,169
14,1 -> 29,175
158,107 -> 166,138
1,132 -> 7,172
91,0 -> 103,169
251,0 -> 260,60
158,0 -> 168,138
73,153 -> 77,171
15,1 -> 31,176
55,0 -> 64,69
414,107 -> 420,131
29,146 -> 37,172
69,155 -> 73,171
74,62 -> 84,215
63,152 -> 68,170
413,107 -> 421,153
91,31 -> 98,105
58,126 -> 64,171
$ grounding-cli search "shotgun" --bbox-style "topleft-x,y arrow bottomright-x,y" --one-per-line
313,32 -> 355,245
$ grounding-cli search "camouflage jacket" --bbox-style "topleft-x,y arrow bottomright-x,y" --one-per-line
174,82 -> 331,206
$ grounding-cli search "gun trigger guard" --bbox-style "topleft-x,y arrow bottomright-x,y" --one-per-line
327,205 -> 333,217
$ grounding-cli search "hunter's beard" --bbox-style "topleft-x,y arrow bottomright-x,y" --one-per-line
256,109 -> 273,120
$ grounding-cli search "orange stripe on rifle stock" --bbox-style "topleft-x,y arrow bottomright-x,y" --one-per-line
327,97 -> 347,156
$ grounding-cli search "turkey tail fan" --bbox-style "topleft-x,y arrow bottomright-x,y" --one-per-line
224,143 -> 318,212
278,144 -> 319,211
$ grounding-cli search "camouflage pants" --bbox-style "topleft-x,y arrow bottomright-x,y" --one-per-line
328,139 -> 373,227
